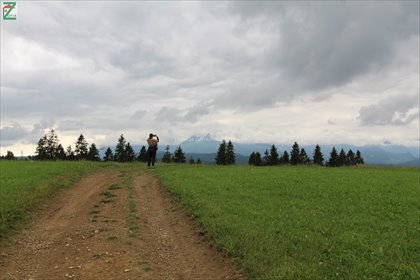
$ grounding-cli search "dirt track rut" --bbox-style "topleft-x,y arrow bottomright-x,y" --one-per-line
0,170 -> 244,280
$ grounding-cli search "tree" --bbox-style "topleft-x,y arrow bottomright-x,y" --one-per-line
35,135 -> 48,160
346,149 -> 355,166
299,148 -> 310,165
66,145 -> 75,161
215,140 -> 227,165
189,156 -> 195,164
226,141 -> 236,165
290,142 -> 300,165
262,149 -> 270,166
56,144 -> 66,160
269,145 -> 279,165
162,145 -> 172,163
355,150 -> 364,165
137,146 -> 147,162
248,152 -> 256,165
125,142 -> 136,162
254,152 -> 262,166
87,143 -> 100,161
114,134 -> 126,162
75,134 -> 89,160
4,151 -> 16,160
173,146 -> 186,163
46,129 -> 59,160
196,158 -> 202,164
313,145 -> 324,166
328,147 -> 339,167
280,150 -> 290,165
338,149 -> 346,167
104,147 -> 114,162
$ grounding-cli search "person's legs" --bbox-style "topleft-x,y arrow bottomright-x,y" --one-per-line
151,150 -> 156,166
147,150 -> 152,167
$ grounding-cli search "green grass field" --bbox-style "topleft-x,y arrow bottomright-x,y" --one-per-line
0,161 -> 104,238
155,165 -> 420,279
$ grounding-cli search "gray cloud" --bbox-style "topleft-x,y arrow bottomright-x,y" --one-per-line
358,94 -> 419,126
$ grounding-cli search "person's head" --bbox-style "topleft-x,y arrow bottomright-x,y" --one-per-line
149,133 -> 154,139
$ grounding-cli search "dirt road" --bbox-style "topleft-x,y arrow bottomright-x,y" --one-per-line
0,170 -> 245,280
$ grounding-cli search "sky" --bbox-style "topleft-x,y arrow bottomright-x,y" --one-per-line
1,1 -> 419,156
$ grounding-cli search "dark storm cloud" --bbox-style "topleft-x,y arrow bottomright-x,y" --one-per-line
358,94 -> 419,126
229,1 -> 419,90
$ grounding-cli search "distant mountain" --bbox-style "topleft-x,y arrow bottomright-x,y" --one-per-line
98,134 -> 419,166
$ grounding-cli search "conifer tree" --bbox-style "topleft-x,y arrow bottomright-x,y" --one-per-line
75,134 -> 89,160
162,145 -> 172,163
87,143 -> 100,161
35,135 -> 48,160
290,142 -> 300,165
355,150 -> 364,165
338,149 -> 346,167
299,148 -> 310,165
248,152 -> 256,165
313,145 -> 324,166
255,152 -> 262,166
137,146 -> 147,162
226,141 -> 236,165
346,149 -> 355,166
46,129 -> 59,160
66,145 -> 75,161
281,150 -> 290,165
125,142 -> 136,162
328,147 -> 339,167
173,146 -> 186,163
189,156 -> 195,164
114,134 -> 126,162
197,158 -> 202,164
104,147 -> 114,162
262,149 -> 270,166
57,144 -> 66,160
215,140 -> 227,165
269,145 -> 279,165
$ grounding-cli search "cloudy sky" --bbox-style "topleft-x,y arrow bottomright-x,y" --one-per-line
1,1 -> 419,155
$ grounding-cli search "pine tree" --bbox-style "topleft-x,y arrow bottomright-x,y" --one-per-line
338,149 -> 346,167
313,145 -> 324,166
269,145 -> 279,165
46,129 -> 59,160
104,147 -> 114,162
162,145 -> 172,163
281,150 -> 290,165
262,149 -> 270,166
299,148 -> 310,165
255,152 -> 262,166
215,140 -> 227,165
197,158 -> 202,164
328,147 -> 339,167
57,144 -> 66,160
66,145 -> 75,161
87,143 -> 100,161
35,135 -> 48,160
137,146 -> 147,162
114,134 -> 126,162
125,142 -> 136,162
75,134 -> 89,160
173,146 -> 186,163
189,156 -> 195,164
346,149 -> 355,166
355,150 -> 364,165
290,142 -> 300,165
226,141 -> 236,165
248,152 -> 256,165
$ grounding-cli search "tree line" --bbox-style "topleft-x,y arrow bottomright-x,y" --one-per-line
248,142 -> 364,167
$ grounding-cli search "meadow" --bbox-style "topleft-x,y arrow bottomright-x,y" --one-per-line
0,161 -> 104,238
155,165 -> 420,279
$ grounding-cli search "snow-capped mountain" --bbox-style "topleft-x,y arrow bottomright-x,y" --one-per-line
182,133 -> 215,143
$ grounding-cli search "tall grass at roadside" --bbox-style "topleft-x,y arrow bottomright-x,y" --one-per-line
0,161 -> 104,239
156,165 -> 420,279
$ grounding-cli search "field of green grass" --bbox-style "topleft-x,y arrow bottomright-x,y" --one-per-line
0,161 -> 104,239
155,165 -> 420,279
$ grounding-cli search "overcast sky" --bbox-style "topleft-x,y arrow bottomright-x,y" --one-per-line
1,1 -> 419,155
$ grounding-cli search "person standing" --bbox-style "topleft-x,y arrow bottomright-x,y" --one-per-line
147,133 -> 159,167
